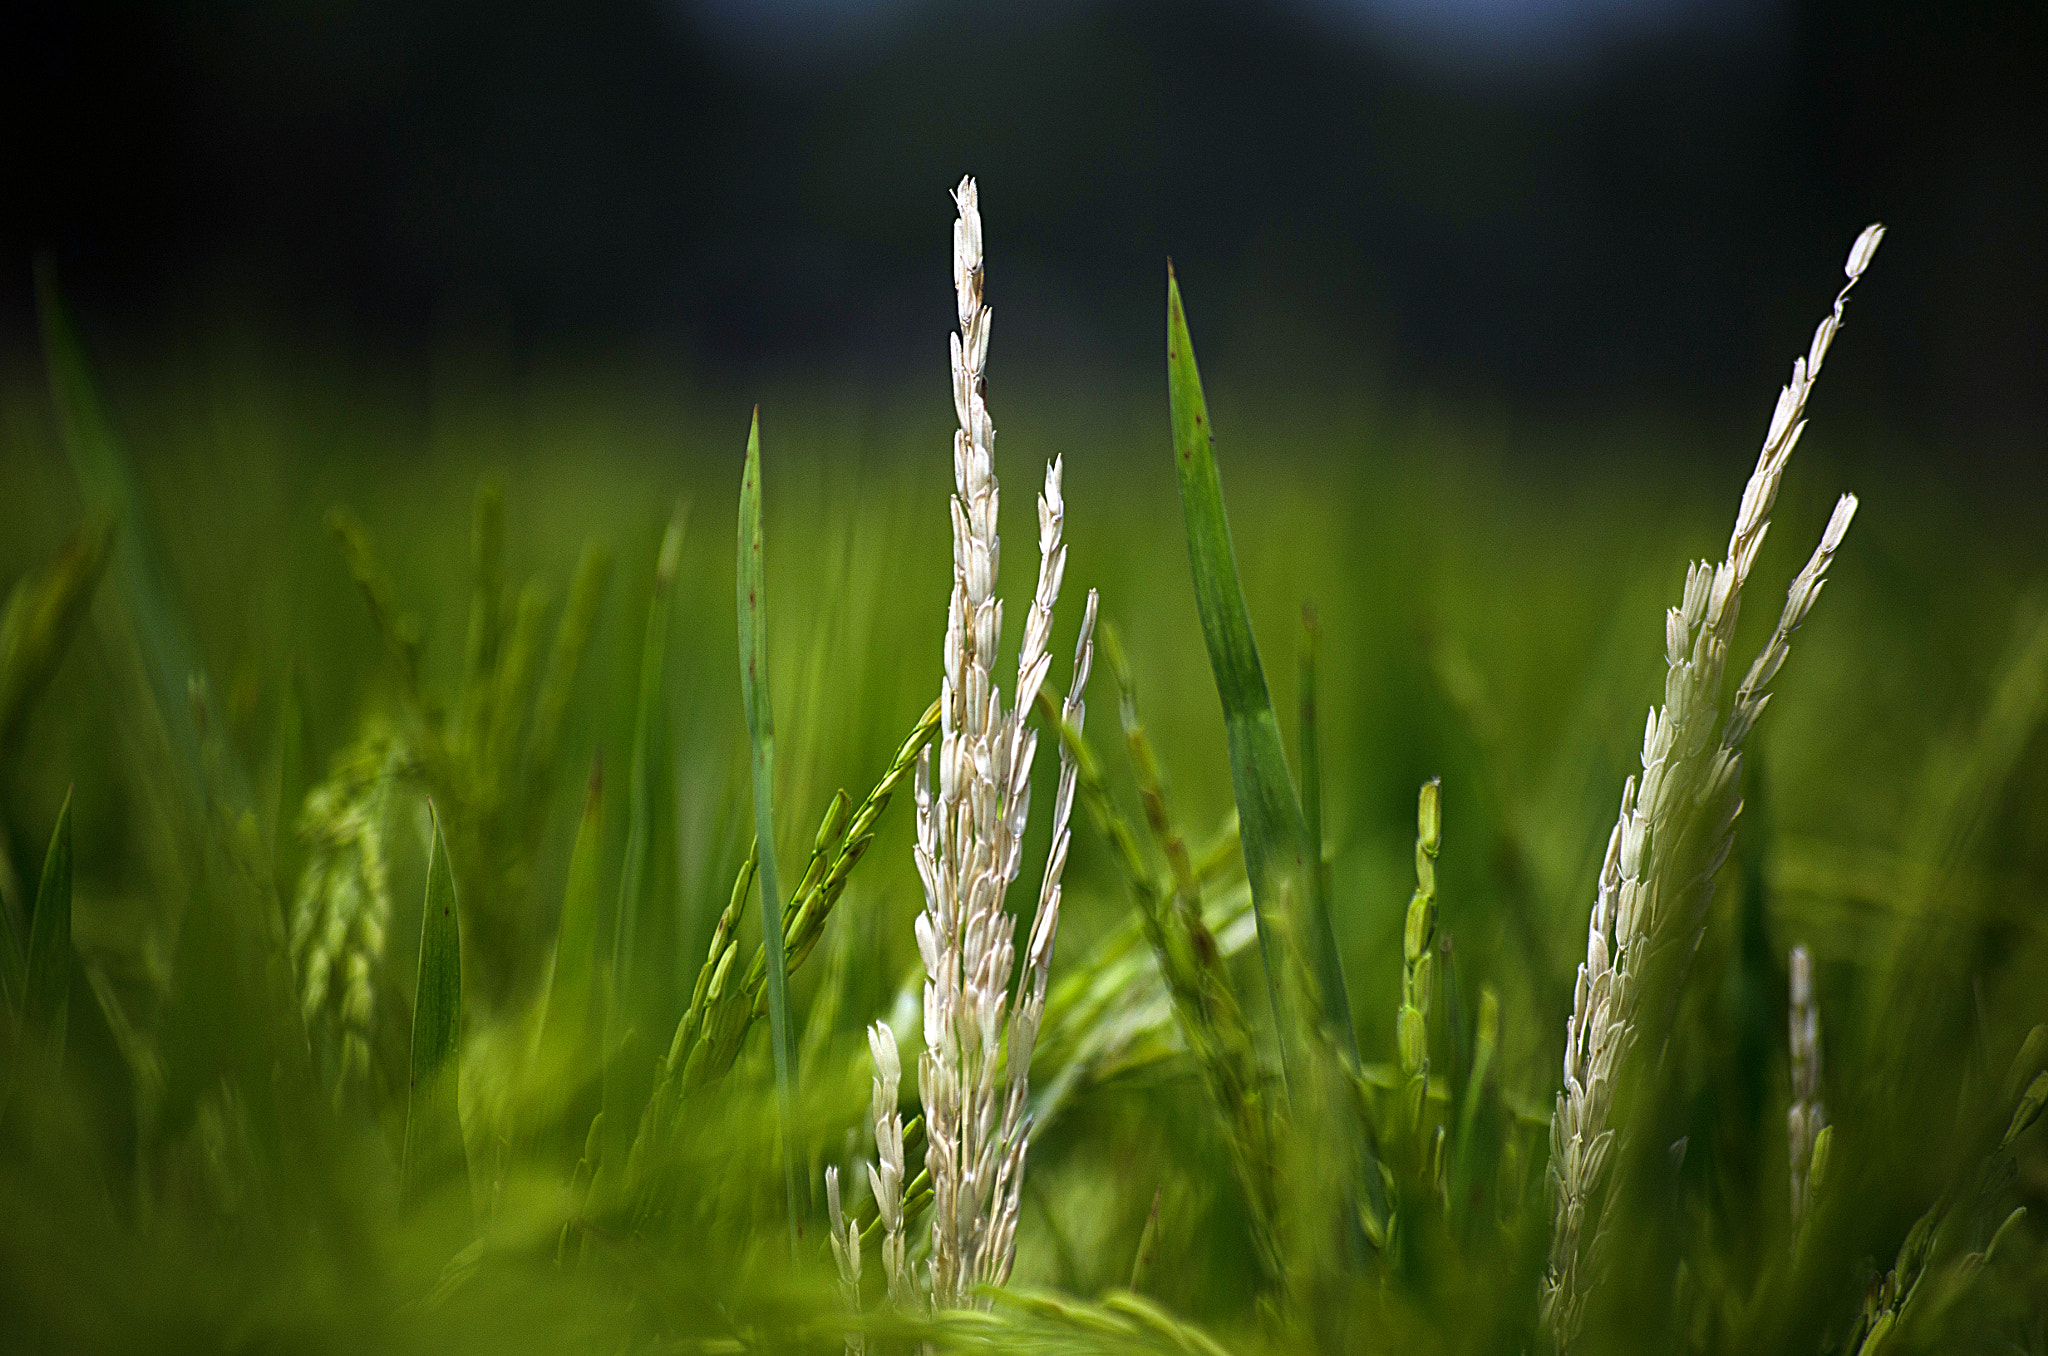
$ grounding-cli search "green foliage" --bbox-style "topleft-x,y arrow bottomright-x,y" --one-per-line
0,268 -> 2044,1356
325,483 -> 615,1019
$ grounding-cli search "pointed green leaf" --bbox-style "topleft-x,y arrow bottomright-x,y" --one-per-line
540,755 -> 607,1058
738,406 -> 803,1249
605,501 -> 685,1167
1165,266 -> 1356,1064
611,501 -> 685,1023
403,802 -> 468,1214
24,789 -> 75,1058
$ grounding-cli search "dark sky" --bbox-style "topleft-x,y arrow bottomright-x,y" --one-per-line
5,0 -> 2044,452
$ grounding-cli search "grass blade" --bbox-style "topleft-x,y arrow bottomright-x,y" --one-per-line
540,755 -> 607,1061
23,789 -> 75,1059
524,540 -> 613,813
610,503 -> 685,1043
1165,265 -> 1356,1064
403,801 -> 468,1216
1298,605 -> 1324,877
738,406 -> 803,1249
603,502 -> 684,1173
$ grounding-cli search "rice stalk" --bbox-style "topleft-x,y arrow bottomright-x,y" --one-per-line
662,698 -> 936,1105
1544,223 -> 1883,1349
892,174 -> 1097,1309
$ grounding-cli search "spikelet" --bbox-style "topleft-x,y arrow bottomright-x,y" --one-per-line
1787,944 -> 1827,1228
867,1021 -> 913,1307
1397,779 -> 1442,1137
290,727 -> 403,1095
1543,224 -> 1883,1349
825,1165 -> 864,1356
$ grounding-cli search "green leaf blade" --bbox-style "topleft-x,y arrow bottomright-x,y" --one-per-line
403,802 -> 468,1216
610,503 -> 684,1017
604,499 -> 685,1169
738,406 -> 803,1250
541,756 -> 607,1060
1165,267 -> 1356,1063
24,789 -> 75,1057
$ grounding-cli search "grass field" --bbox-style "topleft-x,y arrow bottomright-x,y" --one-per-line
1,234 -> 2044,1355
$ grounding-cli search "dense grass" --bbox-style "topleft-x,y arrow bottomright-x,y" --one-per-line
0,286 -> 2044,1354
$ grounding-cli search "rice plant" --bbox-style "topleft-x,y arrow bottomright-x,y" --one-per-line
0,179 -> 2043,1356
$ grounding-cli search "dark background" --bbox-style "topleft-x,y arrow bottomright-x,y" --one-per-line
5,0 -> 2044,457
